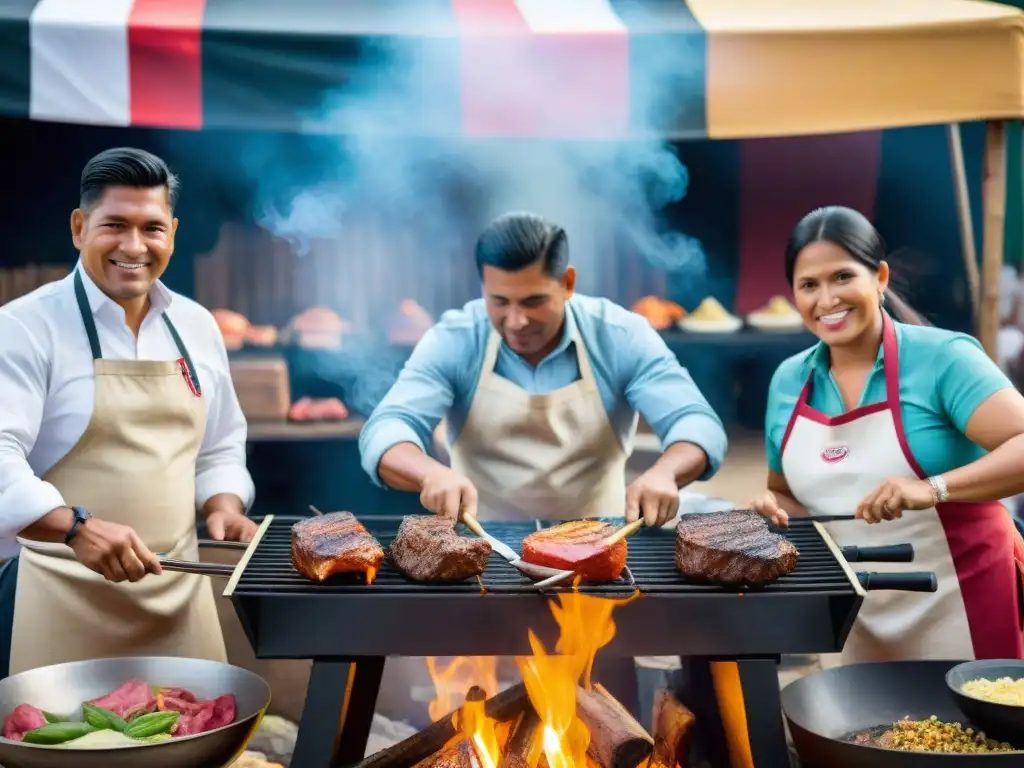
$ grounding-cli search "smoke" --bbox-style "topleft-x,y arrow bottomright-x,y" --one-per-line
247,31 -> 707,293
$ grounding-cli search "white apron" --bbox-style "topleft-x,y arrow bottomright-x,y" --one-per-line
449,323 -> 633,520
9,270 -> 227,674
780,313 -> 1024,665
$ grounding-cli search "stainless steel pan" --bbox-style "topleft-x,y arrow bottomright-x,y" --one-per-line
0,656 -> 271,768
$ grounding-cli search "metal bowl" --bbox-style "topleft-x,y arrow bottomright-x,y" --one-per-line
0,656 -> 271,768
947,659 -> 1024,745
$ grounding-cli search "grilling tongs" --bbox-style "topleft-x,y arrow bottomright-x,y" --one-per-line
458,513 -> 575,589
159,540 -> 246,576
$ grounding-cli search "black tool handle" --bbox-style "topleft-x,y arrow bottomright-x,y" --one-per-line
856,571 -> 937,592
842,544 -> 915,563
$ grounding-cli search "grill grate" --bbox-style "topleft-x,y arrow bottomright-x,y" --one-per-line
232,515 -> 853,596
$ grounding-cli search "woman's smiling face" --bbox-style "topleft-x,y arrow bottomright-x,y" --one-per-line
791,240 -> 888,346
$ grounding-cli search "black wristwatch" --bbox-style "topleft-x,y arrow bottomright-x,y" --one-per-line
64,506 -> 90,545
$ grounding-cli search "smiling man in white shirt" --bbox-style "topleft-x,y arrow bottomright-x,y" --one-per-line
0,147 -> 255,675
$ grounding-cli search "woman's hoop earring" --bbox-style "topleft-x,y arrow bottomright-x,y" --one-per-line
879,293 -> 886,306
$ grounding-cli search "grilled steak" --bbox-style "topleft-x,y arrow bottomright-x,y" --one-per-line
291,512 -> 384,583
389,516 -> 492,582
674,510 -> 799,584
521,520 -> 626,582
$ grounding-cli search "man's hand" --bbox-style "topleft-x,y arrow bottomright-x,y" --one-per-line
856,477 -> 937,524
420,466 -> 478,519
203,493 -> 257,542
68,517 -> 163,583
625,467 -> 680,527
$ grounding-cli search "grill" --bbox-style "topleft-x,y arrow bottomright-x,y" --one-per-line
226,515 -> 863,659
218,513 -> 905,768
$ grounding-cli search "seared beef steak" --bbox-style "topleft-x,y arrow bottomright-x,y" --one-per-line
291,511 -> 385,582
389,516 -> 492,582
522,520 -> 627,582
675,510 -> 799,584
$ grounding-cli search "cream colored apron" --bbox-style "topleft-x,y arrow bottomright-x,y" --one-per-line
9,270 -> 227,675
449,324 -> 633,520
376,321 -> 637,724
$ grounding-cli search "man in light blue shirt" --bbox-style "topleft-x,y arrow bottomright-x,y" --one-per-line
359,212 -> 727,526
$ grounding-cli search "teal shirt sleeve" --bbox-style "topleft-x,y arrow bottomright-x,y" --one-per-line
935,335 -> 1014,433
764,352 -> 811,474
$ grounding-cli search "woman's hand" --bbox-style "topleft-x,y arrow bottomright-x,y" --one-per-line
855,477 -> 937,523
748,490 -> 789,526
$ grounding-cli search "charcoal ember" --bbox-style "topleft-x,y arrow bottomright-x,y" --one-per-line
675,510 -> 799,584
389,516 -> 492,582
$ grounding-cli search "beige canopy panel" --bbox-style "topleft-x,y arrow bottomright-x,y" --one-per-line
690,0 -> 1024,139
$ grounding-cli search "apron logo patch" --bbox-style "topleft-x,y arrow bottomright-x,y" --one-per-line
820,445 -> 849,464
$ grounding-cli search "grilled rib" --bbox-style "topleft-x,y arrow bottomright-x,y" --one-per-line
389,516 -> 492,582
291,512 -> 384,583
674,509 -> 799,584
521,520 -> 626,582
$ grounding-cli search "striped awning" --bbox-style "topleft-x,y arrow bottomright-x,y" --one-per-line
1,0 -> 1023,139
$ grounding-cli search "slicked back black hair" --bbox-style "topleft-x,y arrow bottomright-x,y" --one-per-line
475,211 -> 569,277
80,147 -> 179,212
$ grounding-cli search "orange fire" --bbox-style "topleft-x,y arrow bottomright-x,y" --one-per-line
427,588 -> 637,767
426,656 -> 499,722
365,566 -> 377,585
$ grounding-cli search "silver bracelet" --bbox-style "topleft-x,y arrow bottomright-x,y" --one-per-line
926,475 -> 949,504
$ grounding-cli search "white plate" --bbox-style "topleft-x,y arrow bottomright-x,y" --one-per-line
677,316 -> 743,334
747,313 -> 805,331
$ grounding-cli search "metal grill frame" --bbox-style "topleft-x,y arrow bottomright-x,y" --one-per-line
222,513 -> 866,768
224,514 -> 864,659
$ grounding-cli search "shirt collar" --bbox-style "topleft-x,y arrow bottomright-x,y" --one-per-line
72,260 -> 173,316
807,318 -> 893,374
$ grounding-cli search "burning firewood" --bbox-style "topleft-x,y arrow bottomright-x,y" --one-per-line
356,684 -> 529,768
497,709 -> 541,768
576,684 -> 654,768
651,688 -> 695,768
413,740 -> 481,768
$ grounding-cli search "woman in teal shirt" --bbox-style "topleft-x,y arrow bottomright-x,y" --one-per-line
753,206 -> 1024,666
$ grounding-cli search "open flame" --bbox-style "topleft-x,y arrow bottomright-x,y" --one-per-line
425,587 -> 637,767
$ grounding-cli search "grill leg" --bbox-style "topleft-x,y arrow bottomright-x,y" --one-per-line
291,657 -> 385,768
676,657 -> 790,768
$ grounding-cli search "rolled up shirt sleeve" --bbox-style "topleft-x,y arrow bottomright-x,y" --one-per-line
0,313 -> 66,536
194,328 -> 255,512
622,318 -> 728,481
359,326 -> 458,486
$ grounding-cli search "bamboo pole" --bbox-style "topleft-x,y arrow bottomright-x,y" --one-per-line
947,124 -> 979,326
980,120 -> 1008,360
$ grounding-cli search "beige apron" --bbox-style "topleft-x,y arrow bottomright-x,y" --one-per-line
376,320 -> 636,725
9,270 -> 226,675
449,323 -> 633,520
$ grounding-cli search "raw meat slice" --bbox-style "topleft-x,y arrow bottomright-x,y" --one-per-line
2,704 -> 46,742
291,511 -> 385,583
88,679 -> 155,718
521,520 -> 626,582
674,510 -> 799,584
389,516 -> 492,582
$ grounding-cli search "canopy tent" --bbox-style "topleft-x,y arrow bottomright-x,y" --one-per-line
0,0 -> 1021,350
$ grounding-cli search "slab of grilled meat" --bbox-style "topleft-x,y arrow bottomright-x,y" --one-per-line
291,511 -> 385,583
675,509 -> 799,584
521,520 -> 626,582
389,516 -> 492,582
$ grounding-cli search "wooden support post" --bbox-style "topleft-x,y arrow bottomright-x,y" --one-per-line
947,124 -> 980,327
980,120 -> 1008,359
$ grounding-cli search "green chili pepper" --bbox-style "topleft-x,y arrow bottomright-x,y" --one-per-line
41,711 -> 67,724
82,703 -> 127,732
22,722 -> 95,745
124,711 -> 179,739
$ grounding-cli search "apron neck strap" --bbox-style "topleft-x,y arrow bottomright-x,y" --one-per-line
881,312 -> 900,408
73,270 -> 201,394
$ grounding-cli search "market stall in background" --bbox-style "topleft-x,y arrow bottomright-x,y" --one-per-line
0,1 -> 1024,766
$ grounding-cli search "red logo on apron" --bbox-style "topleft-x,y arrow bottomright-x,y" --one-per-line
176,358 -> 201,398
820,445 -> 849,464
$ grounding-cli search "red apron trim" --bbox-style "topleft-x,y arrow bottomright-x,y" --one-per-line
128,0 -> 206,129
176,358 -> 201,398
938,501 -> 1024,658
